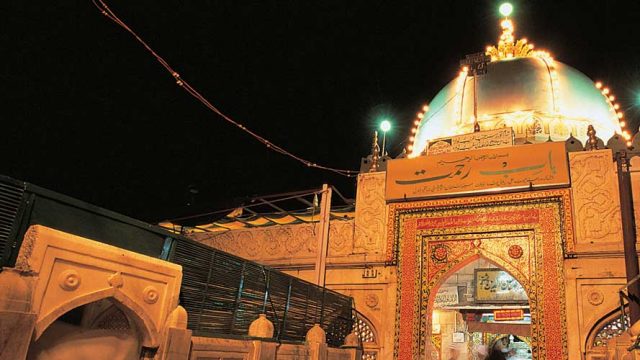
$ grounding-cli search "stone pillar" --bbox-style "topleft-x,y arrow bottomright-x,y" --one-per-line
250,340 -> 277,360
247,314 -> 276,360
0,269 -> 36,360
314,184 -> 332,286
157,306 -> 192,360
341,331 -> 363,360
306,324 -> 327,360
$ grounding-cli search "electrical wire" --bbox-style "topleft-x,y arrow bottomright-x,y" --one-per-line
91,0 -> 359,177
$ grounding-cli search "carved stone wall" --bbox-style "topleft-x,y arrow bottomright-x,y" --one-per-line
190,335 -> 360,360
354,172 -> 387,255
191,218 -> 366,265
568,150 -> 623,253
328,220 -> 356,256
564,257 -> 629,360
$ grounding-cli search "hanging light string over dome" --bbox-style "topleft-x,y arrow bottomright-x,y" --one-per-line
91,0 -> 358,177
595,81 -> 631,145
409,6 -> 629,157
406,104 -> 430,154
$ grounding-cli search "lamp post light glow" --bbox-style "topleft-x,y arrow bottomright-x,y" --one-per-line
499,2 -> 513,17
380,120 -> 391,156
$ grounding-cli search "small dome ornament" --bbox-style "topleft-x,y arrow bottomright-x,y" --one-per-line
342,331 -> 359,348
306,323 -> 326,344
606,133 -> 627,153
248,313 -> 274,338
565,134 -> 584,152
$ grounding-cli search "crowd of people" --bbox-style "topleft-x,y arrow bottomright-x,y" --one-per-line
446,336 -> 530,360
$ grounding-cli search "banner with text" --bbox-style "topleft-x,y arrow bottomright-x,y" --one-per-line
386,142 -> 569,201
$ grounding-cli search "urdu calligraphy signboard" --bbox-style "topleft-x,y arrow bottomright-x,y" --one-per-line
474,268 -> 528,303
385,142 -> 569,201
434,286 -> 459,307
427,127 -> 514,155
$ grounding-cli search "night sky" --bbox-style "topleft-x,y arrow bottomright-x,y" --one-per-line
2,0 -> 640,222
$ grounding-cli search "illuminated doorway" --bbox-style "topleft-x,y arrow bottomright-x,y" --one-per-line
428,258 -> 532,360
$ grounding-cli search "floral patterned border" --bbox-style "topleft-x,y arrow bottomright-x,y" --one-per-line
390,189 -> 572,360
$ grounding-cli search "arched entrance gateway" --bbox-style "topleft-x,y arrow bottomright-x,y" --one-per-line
428,258 -> 532,360
388,190 -> 572,360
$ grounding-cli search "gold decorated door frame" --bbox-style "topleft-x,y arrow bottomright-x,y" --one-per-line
388,189 -> 573,360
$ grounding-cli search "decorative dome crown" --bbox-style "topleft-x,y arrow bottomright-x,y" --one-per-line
408,15 -> 626,157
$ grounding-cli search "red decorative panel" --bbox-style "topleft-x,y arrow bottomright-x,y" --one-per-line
390,189 -> 571,360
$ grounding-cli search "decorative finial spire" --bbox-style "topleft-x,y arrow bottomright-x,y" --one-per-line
369,131 -> 380,172
485,5 -> 535,62
587,125 -> 598,150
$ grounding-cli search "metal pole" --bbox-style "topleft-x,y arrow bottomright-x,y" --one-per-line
314,184 -> 332,286
473,75 -> 478,121
616,150 -> 640,324
382,133 -> 387,156
473,75 -> 480,132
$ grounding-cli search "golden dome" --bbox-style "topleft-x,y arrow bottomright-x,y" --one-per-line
410,19 -> 622,156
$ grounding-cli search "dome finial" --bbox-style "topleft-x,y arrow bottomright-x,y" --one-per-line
369,131 -> 380,172
486,7 -> 535,61
587,125 -> 598,150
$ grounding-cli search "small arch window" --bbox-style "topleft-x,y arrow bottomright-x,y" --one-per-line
353,312 -> 379,360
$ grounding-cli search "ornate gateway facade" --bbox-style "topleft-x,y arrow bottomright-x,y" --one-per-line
179,10 -> 640,360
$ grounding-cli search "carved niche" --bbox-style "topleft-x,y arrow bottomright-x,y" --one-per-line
569,150 -> 623,253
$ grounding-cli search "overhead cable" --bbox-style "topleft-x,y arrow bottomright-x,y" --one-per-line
91,0 -> 358,177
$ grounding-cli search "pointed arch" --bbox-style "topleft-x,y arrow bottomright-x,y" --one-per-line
424,253 -> 532,358
353,310 -> 380,360
34,288 -> 159,347
353,310 -> 379,345
426,252 -> 531,313
585,306 -> 629,351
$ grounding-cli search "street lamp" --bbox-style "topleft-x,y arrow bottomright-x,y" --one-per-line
380,120 -> 391,156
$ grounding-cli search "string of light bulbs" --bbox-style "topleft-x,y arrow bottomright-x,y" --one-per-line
91,0 -> 358,177
594,81 -> 631,145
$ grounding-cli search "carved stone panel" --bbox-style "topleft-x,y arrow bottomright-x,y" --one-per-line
354,172 -> 387,254
14,225 -> 183,348
192,223 -> 319,263
328,220 -> 355,256
569,150 -> 622,253
192,218 -> 359,263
